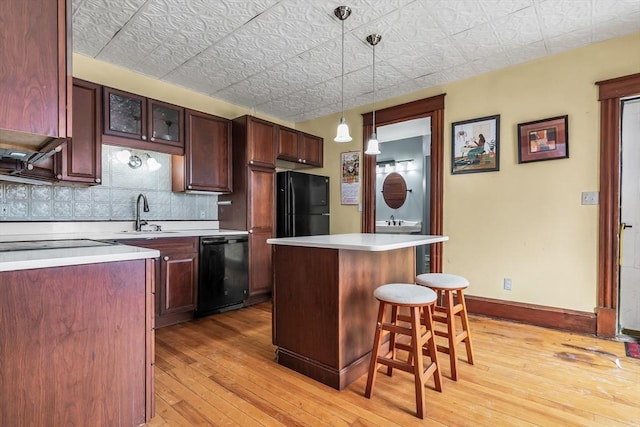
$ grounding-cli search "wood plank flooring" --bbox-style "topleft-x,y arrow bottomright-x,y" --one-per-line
146,302 -> 640,426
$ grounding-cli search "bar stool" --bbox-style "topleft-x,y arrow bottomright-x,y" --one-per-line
415,273 -> 474,381
365,283 -> 442,419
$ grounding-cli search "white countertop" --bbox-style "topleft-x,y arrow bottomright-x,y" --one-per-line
0,220 -> 247,243
267,233 -> 448,251
0,221 -> 248,272
0,241 -> 160,272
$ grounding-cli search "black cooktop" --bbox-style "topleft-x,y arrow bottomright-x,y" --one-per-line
0,239 -> 114,252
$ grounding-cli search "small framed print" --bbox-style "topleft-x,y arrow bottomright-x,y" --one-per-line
517,115 -> 568,163
451,115 -> 500,174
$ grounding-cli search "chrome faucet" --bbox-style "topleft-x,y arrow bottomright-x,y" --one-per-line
135,193 -> 149,231
388,214 -> 395,226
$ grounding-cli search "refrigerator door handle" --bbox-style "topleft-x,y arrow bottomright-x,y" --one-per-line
288,176 -> 296,236
321,213 -> 330,216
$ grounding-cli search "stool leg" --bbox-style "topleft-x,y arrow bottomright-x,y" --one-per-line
444,290 -> 458,381
422,304 -> 442,392
365,301 -> 386,398
409,306 -> 425,419
387,304 -> 399,376
458,289 -> 475,365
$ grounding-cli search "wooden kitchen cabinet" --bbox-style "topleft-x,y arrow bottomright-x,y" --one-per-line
172,109 -> 232,193
218,115 -> 276,304
233,115 -> 277,168
0,0 -> 71,147
277,126 -> 324,167
0,259 -> 155,425
55,78 -> 102,185
120,237 -> 198,328
102,86 -> 185,155
299,132 -> 323,166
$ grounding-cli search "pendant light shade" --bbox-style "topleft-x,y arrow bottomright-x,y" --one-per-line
364,33 -> 381,155
334,6 -> 352,143
365,133 -> 380,155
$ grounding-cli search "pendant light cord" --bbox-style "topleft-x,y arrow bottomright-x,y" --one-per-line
372,42 -> 376,131
341,17 -> 345,117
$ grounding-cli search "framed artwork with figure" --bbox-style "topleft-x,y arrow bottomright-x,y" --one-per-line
451,115 -> 500,174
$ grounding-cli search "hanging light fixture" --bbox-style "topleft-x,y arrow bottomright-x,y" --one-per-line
364,33 -> 381,155
334,6 -> 352,143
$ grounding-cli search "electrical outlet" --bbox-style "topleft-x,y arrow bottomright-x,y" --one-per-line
503,278 -> 512,291
0,205 -> 8,216
581,191 -> 599,205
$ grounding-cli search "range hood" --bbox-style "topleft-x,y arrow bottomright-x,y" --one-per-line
0,128 -> 66,164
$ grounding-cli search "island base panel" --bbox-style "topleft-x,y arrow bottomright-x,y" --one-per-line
273,244 -> 415,390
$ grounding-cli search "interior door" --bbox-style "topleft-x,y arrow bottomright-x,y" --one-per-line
619,96 -> 640,337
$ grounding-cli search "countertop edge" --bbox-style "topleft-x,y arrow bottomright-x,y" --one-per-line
267,234 -> 448,251
0,246 -> 160,272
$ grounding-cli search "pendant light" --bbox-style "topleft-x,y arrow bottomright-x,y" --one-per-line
334,6 -> 352,143
364,34 -> 381,155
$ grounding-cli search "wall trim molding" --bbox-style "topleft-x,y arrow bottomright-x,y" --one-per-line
465,295 -> 596,335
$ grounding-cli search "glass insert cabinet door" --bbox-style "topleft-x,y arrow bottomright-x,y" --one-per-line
149,99 -> 184,148
103,87 -> 184,149
104,87 -> 147,140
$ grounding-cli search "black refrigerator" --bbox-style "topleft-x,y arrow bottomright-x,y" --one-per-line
276,171 -> 330,237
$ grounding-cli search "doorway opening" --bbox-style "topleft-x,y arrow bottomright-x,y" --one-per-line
374,118 -> 431,273
361,94 -> 445,272
619,96 -> 640,339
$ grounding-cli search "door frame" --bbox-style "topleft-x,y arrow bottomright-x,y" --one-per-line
361,94 -> 445,272
595,72 -> 640,337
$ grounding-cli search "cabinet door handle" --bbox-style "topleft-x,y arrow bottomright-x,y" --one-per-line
95,178 -> 101,183
163,256 -> 169,261
142,135 -> 147,140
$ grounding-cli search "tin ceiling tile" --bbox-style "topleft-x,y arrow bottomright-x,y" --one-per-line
71,0 -> 640,123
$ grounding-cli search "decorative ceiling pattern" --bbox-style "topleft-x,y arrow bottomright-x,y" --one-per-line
72,0 -> 640,123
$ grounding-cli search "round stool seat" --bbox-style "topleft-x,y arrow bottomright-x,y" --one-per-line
415,273 -> 469,290
374,283 -> 437,306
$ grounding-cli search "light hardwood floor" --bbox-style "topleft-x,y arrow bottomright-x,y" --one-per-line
147,302 -> 640,426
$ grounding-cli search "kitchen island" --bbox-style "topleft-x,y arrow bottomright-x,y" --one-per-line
0,240 -> 159,426
267,233 -> 448,390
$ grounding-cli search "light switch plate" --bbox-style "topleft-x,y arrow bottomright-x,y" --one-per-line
581,191 -> 599,205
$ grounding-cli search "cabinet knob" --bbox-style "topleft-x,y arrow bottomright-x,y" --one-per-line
250,160 -> 254,164
27,163 -> 34,170
142,135 -> 147,140
302,159 -> 306,163
187,185 -> 192,189
249,229 -> 253,234
163,256 -> 169,261
95,178 -> 101,183
56,174 -> 62,180
150,137 -> 155,142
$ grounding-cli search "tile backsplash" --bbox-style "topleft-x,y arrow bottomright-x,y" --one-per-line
0,145 -> 218,221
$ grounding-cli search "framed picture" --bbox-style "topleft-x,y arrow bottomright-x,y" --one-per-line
517,115 -> 568,163
451,115 -> 500,174
340,151 -> 360,205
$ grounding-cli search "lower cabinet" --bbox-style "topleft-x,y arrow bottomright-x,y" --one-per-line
119,237 -> 198,328
0,259 -> 154,426
247,229 -> 273,303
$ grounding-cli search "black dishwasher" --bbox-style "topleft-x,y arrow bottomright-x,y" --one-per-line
196,235 -> 249,317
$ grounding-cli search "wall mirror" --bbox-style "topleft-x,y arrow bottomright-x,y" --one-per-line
381,172 -> 408,208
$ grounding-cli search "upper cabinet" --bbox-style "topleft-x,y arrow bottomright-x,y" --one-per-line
276,126 -> 323,168
102,87 -> 185,155
0,0 -> 71,148
240,116 -> 277,168
172,109 -> 232,193
55,79 -> 102,185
